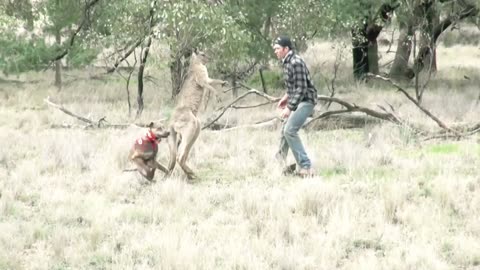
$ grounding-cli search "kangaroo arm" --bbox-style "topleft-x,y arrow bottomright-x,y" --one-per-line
207,77 -> 226,87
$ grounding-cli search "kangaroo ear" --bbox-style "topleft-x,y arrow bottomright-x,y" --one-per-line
148,122 -> 154,128
192,48 -> 199,57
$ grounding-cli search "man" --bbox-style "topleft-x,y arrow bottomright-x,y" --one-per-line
273,36 -> 317,177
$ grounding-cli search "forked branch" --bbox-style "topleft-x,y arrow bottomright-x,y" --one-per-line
368,74 -> 461,136
203,88 -> 279,129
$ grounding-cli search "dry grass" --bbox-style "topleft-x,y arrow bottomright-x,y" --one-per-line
0,42 -> 479,270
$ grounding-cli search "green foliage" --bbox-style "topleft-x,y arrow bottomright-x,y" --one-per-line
0,35 -> 56,74
43,1 -> 80,30
92,0 -> 152,45
427,143 -> 460,155
1,0 -> 34,29
67,45 -> 99,68
247,69 -> 283,91
0,0 -> 106,75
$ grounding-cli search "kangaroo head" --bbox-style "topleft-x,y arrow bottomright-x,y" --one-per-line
192,49 -> 209,65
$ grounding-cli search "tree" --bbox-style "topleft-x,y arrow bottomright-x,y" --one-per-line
390,0 -> 479,85
0,0 -> 100,84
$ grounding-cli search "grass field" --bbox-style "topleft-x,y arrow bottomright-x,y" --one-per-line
0,41 -> 479,269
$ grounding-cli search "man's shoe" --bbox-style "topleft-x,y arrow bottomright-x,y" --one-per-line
297,167 -> 314,177
282,163 -> 297,175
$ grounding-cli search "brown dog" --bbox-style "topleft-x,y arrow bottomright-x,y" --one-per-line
129,122 -> 170,181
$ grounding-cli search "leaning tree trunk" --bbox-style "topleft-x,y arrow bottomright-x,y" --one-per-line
390,22 -> 414,81
414,3 -> 478,74
392,2 -> 478,81
418,2 -> 438,74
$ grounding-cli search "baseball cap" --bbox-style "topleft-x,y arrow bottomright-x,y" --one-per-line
274,36 -> 293,49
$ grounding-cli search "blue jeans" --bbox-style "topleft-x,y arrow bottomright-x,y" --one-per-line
276,101 -> 314,169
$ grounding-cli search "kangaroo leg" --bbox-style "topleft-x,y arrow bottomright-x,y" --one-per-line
153,160 -> 168,174
166,127 -> 178,178
177,117 -> 201,180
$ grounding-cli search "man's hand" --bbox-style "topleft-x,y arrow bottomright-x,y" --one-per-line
277,94 -> 288,109
280,107 -> 291,119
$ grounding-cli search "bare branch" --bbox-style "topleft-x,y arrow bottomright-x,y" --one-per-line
368,73 -> 461,135
44,97 -> 158,129
106,38 -> 144,74
44,97 -> 96,125
317,95 -> 402,124
231,101 -> 273,109
303,109 -> 350,128
203,88 -> 280,130
213,117 -> 282,132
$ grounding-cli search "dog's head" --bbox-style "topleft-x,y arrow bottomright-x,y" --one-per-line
147,122 -> 170,141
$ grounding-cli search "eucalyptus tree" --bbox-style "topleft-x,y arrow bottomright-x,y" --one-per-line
41,0 -> 100,89
0,0 -> 101,87
390,0 -> 478,88
0,0 -> 54,75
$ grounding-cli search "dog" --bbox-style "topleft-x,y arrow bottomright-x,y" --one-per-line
166,50 -> 226,180
129,122 -> 170,181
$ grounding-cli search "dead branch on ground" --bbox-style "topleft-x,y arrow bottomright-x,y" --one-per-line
368,74 -> 461,136
206,80 -> 480,140
43,97 -> 157,129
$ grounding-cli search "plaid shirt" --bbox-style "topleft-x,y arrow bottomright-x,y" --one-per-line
282,51 -> 317,111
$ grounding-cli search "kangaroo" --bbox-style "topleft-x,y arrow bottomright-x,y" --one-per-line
129,122 -> 170,181
166,50 -> 226,180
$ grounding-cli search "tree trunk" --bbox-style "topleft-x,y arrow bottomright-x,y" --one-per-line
352,27 -> 381,79
259,67 -> 267,94
393,1 -> 478,81
263,15 -> 271,38
418,1 -> 438,73
232,72 -> 238,98
169,49 -> 192,99
170,55 -> 183,99
136,37 -> 152,119
390,23 -> 414,81
351,4 -> 397,80
55,29 -> 62,91
135,0 -> 157,118
352,30 -> 369,80
367,41 -> 379,74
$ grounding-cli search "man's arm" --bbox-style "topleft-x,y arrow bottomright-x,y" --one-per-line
277,93 -> 288,109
